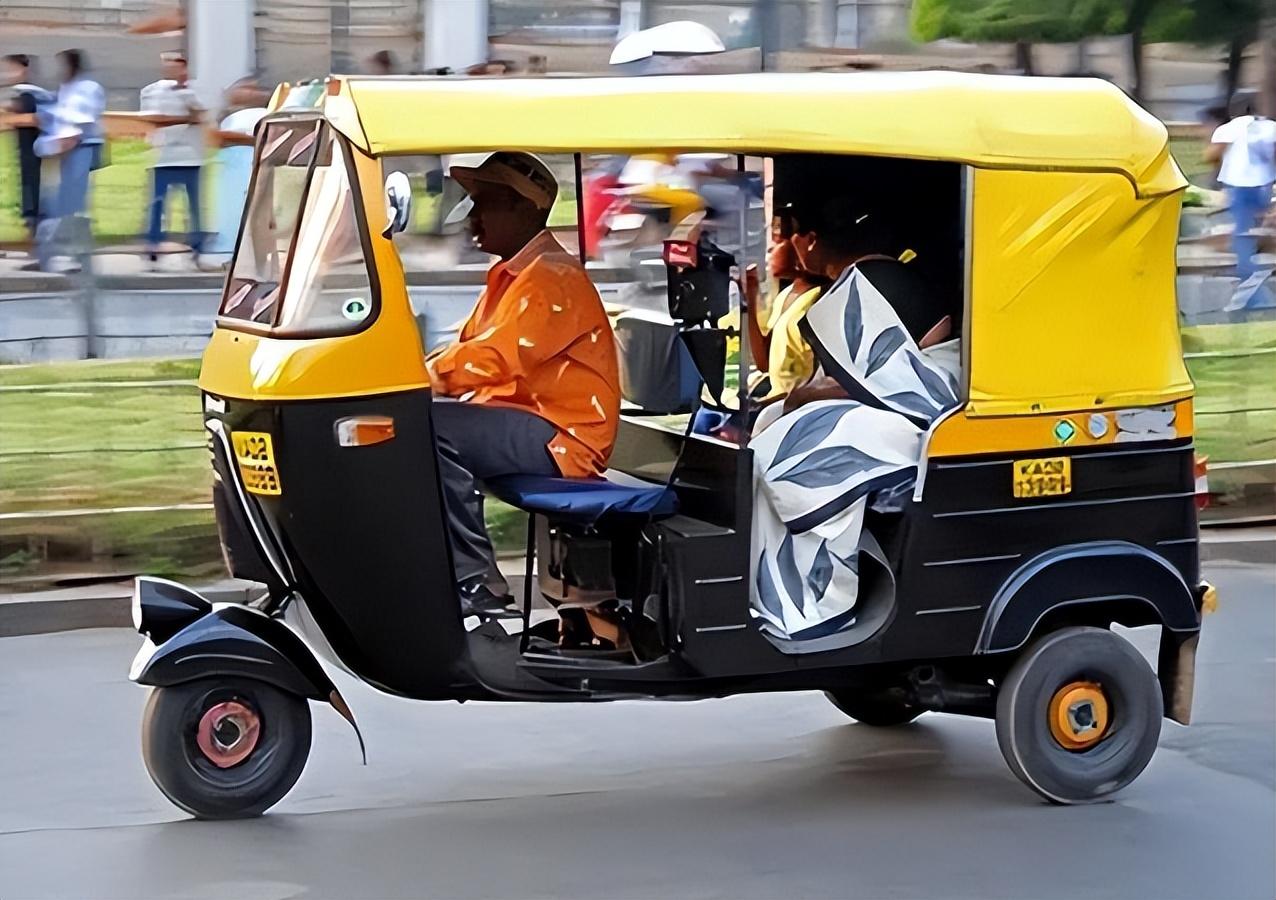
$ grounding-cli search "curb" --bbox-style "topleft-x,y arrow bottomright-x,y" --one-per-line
0,572 -> 534,638
0,537 -> 1269,638
0,580 -> 259,639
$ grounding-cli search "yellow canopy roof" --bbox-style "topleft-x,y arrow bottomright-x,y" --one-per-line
325,71 -> 1186,197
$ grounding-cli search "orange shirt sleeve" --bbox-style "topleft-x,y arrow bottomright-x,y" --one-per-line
429,262 -> 593,396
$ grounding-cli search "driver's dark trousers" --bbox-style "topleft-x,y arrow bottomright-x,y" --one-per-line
432,399 -> 560,596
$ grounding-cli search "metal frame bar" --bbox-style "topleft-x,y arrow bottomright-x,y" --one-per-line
735,154 -> 751,448
574,152 -> 587,266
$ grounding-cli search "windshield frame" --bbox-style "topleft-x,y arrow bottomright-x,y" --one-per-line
217,112 -> 382,340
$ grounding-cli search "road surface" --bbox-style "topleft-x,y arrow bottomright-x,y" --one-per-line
1,561 -> 1272,900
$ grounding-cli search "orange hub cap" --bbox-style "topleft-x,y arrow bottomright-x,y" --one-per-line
1048,681 -> 1110,751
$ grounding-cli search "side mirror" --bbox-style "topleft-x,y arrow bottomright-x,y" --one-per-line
382,171 -> 412,237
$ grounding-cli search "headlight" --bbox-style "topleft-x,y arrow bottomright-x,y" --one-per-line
132,576 -> 212,643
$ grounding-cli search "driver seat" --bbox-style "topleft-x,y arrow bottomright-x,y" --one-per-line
485,471 -> 678,525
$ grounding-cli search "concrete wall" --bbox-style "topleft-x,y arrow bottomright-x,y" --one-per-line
0,276 -> 640,363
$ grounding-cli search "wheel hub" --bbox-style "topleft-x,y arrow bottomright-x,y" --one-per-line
1048,681 -> 1110,751
196,700 -> 261,768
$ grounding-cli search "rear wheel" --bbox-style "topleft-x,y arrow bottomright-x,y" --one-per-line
825,689 -> 922,726
995,626 -> 1162,804
142,677 -> 311,819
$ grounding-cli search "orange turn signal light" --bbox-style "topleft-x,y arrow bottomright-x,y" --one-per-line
335,415 -> 395,448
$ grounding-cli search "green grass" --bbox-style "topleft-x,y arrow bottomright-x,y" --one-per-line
1169,136 -> 1214,185
0,358 -> 525,587
1183,320 -> 1276,465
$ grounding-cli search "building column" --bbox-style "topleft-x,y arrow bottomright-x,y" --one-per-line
618,0 -> 644,40
805,0 -> 836,48
188,0 -> 256,110
423,0 -> 489,73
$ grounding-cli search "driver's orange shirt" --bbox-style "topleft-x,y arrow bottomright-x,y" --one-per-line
427,231 -> 620,478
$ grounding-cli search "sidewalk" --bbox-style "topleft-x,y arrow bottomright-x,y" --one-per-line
0,238 -> 644,293
1,530 -> 1269,638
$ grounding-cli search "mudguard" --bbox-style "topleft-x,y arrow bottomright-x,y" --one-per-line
976,541 -> 1201,655
131,602 -> 364,759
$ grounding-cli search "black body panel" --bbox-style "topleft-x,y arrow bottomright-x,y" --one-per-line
212,478 -> 279,588
861,440 -> 1201,666
528,430 -> 1202,689
650,438 -> 1202,680
207,389 -> 469,698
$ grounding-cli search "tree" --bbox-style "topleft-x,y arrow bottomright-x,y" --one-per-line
911,0 -> 1123,75
1123,0 -> 1160,103
1148,0 -> 1262,104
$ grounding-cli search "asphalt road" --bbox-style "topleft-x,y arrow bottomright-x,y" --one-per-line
1,561 -> 1272,900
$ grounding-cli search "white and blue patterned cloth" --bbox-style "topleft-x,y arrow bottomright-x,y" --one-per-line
750,266 -> 960,640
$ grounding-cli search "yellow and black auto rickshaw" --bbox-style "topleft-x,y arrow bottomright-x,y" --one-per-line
128,72 -> 1210,818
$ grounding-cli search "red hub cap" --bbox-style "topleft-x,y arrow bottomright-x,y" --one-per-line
195,700 -> 261,768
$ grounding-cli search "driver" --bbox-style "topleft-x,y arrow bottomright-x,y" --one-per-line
427,152 -> 621,618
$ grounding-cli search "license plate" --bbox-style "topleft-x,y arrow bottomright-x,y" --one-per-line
231,431 -> 282,496
1013,457 -> 1071,499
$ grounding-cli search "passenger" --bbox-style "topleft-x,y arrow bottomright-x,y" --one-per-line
748,195 -> 960,641
745,210 -> 831,403
426,152 -> 621,618
781,199 -> 955,415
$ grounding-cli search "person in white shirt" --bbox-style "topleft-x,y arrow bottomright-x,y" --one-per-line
140,51 -> 206,264
1209,92 -> 1276,287
33,49 -> 105,272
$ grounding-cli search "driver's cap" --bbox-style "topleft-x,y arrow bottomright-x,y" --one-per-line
450,151 -> 557,211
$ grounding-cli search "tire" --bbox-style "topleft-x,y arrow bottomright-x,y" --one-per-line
142,677 -> 312,819
995,626 -> 1162,805
825,689 -> 923,727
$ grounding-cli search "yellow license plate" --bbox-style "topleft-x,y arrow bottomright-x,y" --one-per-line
231,431 -> 282,496
1013,457 -> 1071,499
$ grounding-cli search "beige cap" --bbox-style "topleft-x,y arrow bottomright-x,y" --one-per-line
450,151 -> 557,211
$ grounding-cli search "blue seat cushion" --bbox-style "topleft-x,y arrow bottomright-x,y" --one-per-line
485,472 -> 678,524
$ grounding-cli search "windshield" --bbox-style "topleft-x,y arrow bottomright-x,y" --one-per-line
220,119 -> 375,335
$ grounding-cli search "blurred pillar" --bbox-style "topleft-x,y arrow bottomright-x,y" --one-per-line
1263,16 -> 1276,119
759,0 -> 781,69
805,0 -> 836,47
188,0 -> 255,109
332,0 -> 352,73
619,0 -> 643,40
423,0 -> 489,72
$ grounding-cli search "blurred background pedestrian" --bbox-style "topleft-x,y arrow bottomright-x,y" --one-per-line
1209,90 -> 1276,300
1,54 -> 52,246
205,76 -> 271,260
33,49 -> 104,273
364,49 -> 398,76
140,51 -> 206,268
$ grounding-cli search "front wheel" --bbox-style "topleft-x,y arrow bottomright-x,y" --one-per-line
995,626 -> 1162,805
142,677 -> 312,819
825,689 -> 922,727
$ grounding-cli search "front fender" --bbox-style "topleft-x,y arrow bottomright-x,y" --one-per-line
976,541 -> 1200,655
131,602 -> 365,760
131,603 -> 335,698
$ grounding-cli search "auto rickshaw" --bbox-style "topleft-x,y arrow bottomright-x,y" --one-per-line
128,72 -> 1211,818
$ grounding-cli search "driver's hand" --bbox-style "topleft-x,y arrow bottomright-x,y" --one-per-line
743,263 -> 760,309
